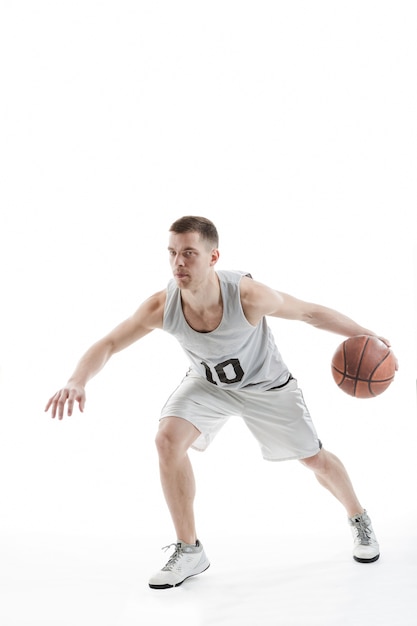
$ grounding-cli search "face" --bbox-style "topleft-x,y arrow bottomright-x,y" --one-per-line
168,231 -> 219,289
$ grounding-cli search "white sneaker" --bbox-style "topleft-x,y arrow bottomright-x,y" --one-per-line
348,510 -> 380,563
148,540 -> 210,589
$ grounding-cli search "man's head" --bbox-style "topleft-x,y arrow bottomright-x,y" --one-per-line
168,216 -> 220,289
169,216 -> 219,249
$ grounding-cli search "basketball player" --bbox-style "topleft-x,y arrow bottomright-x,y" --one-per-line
45,216 -> 393,589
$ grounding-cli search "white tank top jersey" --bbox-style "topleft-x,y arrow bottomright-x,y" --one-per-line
163,270 -> 291,391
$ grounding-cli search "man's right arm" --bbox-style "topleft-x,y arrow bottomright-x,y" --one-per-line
45,290 -> 166,420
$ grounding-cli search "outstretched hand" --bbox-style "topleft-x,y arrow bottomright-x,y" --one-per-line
45,385 -> 86,420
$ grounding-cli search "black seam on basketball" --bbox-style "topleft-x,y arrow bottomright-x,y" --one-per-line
332,366 -> 394,383
332,365 -> 347,388
356,336 -> 370,397
368,350 -> 392,380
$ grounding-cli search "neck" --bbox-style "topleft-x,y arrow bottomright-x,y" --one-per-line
181,271 -> 220,310
179,272 -> 223,334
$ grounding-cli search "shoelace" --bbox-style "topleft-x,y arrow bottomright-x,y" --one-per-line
161,543 -> 182,570
353,518 -> 372,545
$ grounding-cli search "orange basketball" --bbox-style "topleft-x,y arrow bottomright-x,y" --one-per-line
331,335 -> 396,398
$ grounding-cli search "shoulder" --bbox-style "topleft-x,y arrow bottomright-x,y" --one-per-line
146,288 -> 167,309
239,275 -> 267,299
134,289 -> 167,330
240,277 -> 286,324
147,288 -> 167,312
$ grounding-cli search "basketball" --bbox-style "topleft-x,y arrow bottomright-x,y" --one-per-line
331,335 -> 396,398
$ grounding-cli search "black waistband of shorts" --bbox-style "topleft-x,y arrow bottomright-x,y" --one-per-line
268,374 -> 294,390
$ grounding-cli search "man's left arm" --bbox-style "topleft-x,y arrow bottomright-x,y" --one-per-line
240,276 -> 379,339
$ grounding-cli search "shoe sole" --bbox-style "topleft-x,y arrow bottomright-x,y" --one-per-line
149,563 -> 210,589
354,554 -> 380,563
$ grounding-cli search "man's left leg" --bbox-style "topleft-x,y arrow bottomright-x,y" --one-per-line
300,448 -> 380,562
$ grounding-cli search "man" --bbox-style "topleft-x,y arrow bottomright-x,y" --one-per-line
45,216 -> 392,589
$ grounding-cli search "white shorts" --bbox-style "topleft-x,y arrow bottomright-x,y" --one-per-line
160,370 -> 321,461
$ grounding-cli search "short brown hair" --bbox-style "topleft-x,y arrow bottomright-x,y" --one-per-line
169,216 -> 219,248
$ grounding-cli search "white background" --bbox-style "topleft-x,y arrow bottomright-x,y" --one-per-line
0,1 -> 416,625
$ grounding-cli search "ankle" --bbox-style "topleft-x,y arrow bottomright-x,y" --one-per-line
178,537 -> 197,546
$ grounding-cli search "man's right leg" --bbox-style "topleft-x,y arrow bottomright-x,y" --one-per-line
149,416 -> 210,589
155,416 -> 201,544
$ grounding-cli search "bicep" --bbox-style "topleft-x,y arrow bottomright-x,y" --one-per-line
268,291 -> 312,321
241,278 -> 310,323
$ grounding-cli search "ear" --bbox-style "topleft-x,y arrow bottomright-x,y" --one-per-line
210,248 -> 220,266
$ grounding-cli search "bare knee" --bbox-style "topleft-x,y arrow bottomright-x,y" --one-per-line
155,417 -> 199,463
154,428 -> 168,457
155,428 -> 181,464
